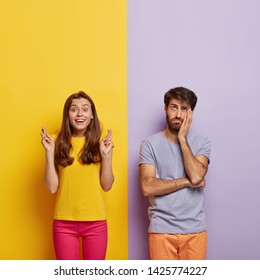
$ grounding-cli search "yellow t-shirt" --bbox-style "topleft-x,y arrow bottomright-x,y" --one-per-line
53,136 -> 106,221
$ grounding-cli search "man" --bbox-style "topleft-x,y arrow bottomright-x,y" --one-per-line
139,86 -> 211,260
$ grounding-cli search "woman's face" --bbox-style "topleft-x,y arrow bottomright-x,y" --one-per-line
68,98 -> 93,137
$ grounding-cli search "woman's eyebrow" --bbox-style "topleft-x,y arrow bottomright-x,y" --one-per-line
70,103 -> 89,107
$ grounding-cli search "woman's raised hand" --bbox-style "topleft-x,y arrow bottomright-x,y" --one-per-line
99,129 -> 114,159
40,127 -> 55,153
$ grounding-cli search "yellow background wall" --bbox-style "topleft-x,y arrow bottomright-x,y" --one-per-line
0,0 -> 127,259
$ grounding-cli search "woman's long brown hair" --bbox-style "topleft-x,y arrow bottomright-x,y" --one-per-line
54,91 -> 102,167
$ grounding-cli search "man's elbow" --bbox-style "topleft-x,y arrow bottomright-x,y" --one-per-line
140,181 -> 151,197
142,188 -> 150,197
190,174 -> 205,186
190,166 -> 208,185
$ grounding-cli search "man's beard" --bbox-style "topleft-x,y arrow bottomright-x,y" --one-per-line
166,115 -> 181,133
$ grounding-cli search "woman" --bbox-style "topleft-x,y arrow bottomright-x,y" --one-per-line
41,91 -> 114,260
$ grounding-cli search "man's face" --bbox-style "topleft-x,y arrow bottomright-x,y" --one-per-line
165,99 -> 191,132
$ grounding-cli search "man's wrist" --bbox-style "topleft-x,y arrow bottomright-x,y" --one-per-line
178,136 -> 187,144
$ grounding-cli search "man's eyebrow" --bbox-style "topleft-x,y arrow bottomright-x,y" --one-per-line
169,103 -> 190,108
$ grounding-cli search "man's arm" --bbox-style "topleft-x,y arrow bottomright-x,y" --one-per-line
179,139 -> 209,185
178,109 -> 209,185
139,163 -> 204,197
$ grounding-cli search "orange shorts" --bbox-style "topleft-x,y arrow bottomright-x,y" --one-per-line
148,231 -> 207,260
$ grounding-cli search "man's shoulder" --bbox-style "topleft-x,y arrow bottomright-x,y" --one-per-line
187,131 -> 211,147
188,131 -> 209,141
142,131 -> 164,144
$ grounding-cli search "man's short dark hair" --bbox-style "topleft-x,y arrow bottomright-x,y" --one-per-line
164,86 -> 198,110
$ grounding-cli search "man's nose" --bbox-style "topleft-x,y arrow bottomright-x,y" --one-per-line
176,108 -> 182,118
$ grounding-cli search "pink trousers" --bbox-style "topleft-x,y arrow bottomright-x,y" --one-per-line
53,219 -> 108,260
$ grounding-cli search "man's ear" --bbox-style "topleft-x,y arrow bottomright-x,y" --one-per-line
164,104 -> 167,113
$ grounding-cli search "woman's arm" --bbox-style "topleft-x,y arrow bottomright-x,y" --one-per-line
99,129 -> 114,192
41,127 -> 59,193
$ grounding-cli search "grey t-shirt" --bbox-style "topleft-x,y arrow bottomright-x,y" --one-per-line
139,131 -> 211,234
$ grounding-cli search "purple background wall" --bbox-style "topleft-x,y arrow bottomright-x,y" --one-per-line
128,0 -> 260,259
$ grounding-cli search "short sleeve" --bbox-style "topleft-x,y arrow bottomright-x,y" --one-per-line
139,140 -> 156,166
197,137 -> 211,163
